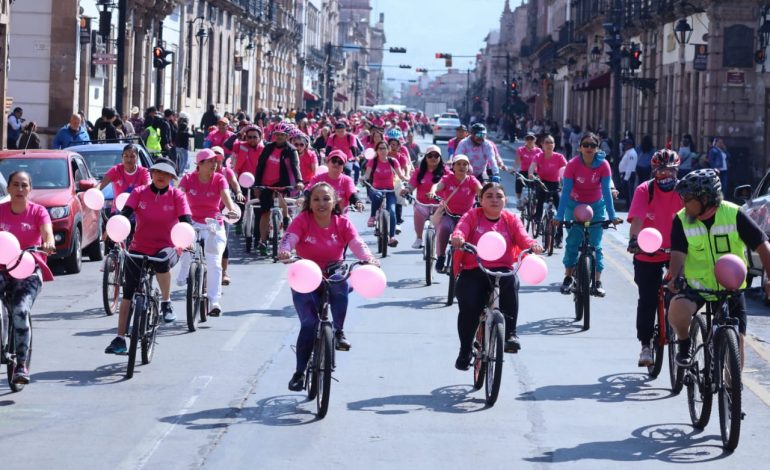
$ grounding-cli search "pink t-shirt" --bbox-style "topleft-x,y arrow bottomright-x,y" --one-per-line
179,172 -> 228,223
627,180 -> 683,263
299,149 -> 318,183
0,201 -> 50,249
564,157 -> 612,203
286,212 -> 363,269
517,145 -> 543,173
534,152 -> 568,182
452,208 -> 534,270
206,130 -> 234,153
308,172 -> 356,210
233,141 -> 264,176
409,167 -> 450,204
105,165 -> 150,196
261,147 -> 282,186
370,157 -> 401,190
437,174 -> 481,215
391,148 -> 410,171
327,133 -> 356,161
126,185 -> 191,254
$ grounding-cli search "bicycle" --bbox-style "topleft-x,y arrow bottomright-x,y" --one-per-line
254,186 -> 297,262
516,173 -> 540,237
241,185 -> 261,254
102,240 -> 127,316
680,285 -> 745,451
563,219 -> 621,331
362,180 -> 396,258
185,225 -> 211,333
124,250 -> 170,379
537,183 -> 561,257
412,197 -> 441,286
460,244 -> 532,406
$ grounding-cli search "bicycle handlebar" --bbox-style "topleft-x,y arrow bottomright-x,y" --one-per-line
254,185 -> 296,191
280,258 -> 375,283
361,180 -> 397,194
563,220 -> 621,230
459,243 -> 532,278
1,247 -> 49,272
125,250 -> 174,263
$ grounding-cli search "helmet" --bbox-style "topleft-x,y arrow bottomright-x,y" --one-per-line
675,168 -> 722,205
242,124 -> 261,135
651,149 -> 681,170
385,128 -> 403,142
272,121 -> 293,136
470,123 -> 487,134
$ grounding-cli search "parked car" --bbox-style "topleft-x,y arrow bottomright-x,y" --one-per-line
432,117 -> 462,144
735,178 -> 770,304
0,150 -> 103,273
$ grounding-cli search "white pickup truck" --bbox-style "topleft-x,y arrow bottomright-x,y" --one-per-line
735,176 -> 770,304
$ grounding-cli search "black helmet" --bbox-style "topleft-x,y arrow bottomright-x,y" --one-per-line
675,168 -> 722,205
470,123 -> 486,134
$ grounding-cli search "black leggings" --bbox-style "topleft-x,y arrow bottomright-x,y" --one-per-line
455,268 -> 519,354
122,248 -> 178,300
534,180 -> 560,220
634,259 -> 667,344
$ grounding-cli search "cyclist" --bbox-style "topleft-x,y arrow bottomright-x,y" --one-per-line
515,132 -> 543,207
325,122 -> 362,184
555,132 -> 621,297
205,117 -> 234,157
667,169 -> 770,367
98,144 -> 151,206
447,125 -> 467,159
454,123 -> 499,182
529,134 -> 567,246
278,183 -> 378,391
428,154 -> 483,272
228,125 -> 264,179
175,149 -> 239,316
292,130 -> 317,185
450,182 -> 544,369
401,145 -> 448,249
0,171 -> 55,384
253,122 -> 303,256
626,149 -> 683,366
363,141 -> 407,247
404,130 -> 421,166
307,150 -> 363,213
104,157 -> 192,355
212,146 -> 241,286
386,128 -> 412,233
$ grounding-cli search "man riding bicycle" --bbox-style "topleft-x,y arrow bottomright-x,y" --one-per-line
454,123 -> 499,183
667,169 -> 770,367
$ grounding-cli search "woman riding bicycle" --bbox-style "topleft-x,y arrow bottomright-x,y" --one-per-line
104,158 -> 192,355
0,171 -> 55,384
450,182 -> 543,369
515,132 -> 543,207
428,154 -> 482,272
363,141 -> 407,247
401,144 -> 448,249
307,150 -> 363,213
555,132 -> 621,297
386,128 -> 412,232
212,146 -> 242,286
626,149 -> 683,367
278,183 -> 377,391
98,144 -> 151,206
529,134 -> 567,245
292,129 -> 317,185
175,149 -> 239,317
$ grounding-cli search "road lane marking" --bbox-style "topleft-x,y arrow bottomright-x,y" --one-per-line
743,375 -> 770,408
220,278 -> 286,352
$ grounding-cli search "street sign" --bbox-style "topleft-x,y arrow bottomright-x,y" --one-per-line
92,58 -> 117,65
92,52 -> 117,60
726,69 -> 745,86
693,44 -> 708,71
5,97 -> 12,114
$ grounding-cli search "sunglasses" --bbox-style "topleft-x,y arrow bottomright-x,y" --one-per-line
425,153 -> 440,159
376,147 -> 388,151
246,135 -> 260,139
295,142 -> 306,147
329,159 -> 345,165
581,142 -> 598,148
544,141 -> 555,145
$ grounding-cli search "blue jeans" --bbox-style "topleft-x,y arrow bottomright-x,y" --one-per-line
291,278 -> 349,373
176,148 -> 189,175
368,188 -> 397,238
562,199 -> 607,272
344,161 -> 360,185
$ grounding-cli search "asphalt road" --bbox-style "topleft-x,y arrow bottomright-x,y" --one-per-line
2,135 -> 770,469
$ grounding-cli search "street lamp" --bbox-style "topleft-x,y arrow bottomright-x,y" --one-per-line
188,16 -> 208,47
673,18 -> 693,45
590,35 -> 603,63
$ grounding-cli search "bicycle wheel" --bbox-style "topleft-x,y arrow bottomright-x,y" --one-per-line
306,349 -> 318,400
521,198 -> 531,232
424,232 -> 433,286
186,262 -> 201,332
717,328 -> 742,451
102,252 -> 121,316
472,321 -> 486,390
380,210 -> 389,258
542,216 -> 554,257
687,314 -> 712,429
667,316 -> 684,394
7,316 -> 31,392
126,296 -> 144,379
141,297 -> 159,365
199,266 -> 208,323
579,255 -> 591,331
649,327 -> 665,379
485,318 -> 505,406
271,211 -> 281,262
316,323 -> 334,419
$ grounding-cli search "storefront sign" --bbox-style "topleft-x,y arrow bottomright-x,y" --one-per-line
693,44 -> 708,71
726,69 -> 745,86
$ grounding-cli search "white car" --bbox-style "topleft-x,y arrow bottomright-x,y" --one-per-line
735,177 -> 770,303
432,118 -> 461,144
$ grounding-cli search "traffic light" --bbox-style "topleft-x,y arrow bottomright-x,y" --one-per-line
389,47 -> 407,53
630,45 -> 642,70
435,53 -> 451,59
153,46 -> 172,68
415,67 -> 427,73
510,80 -> 519,96
445,57 -> 452,67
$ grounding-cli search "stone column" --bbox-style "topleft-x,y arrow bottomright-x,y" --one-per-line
48,0 -> 79,128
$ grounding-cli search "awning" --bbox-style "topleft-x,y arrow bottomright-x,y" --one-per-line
303,90 -> 320,101
334,93 -> 349,102
572,71 -> 611,92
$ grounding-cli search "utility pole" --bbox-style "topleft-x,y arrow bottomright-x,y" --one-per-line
505,53 -> 511,113
603,0 -> 624,172
324,42 -> 333,113
465,68 -> 470,126
352,60 -> 359,111
115,0 -> 127,115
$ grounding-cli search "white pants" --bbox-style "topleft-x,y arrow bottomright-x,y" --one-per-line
176,220 -> 227,304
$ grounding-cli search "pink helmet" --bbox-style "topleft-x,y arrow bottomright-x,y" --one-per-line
271,121 -> 293,136
196,148 -> 220,163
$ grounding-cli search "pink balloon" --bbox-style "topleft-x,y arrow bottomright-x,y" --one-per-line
476,231 -> 507,261
0,231 -> 21,265
349,264 -> 387,298
518,254 -> 548,284
171,222 -> 196,248
106,215 -> 131,242
221,205 -> 242,224
238,172 -> 255,187
637,227 -> 663,253
9,251 -> 35,279
316,165 -> 329,175
573,204 -> 594,223
364,148 -> 376,160
287,259 -> 323,293
83,188 -> 105,210
114,192 -> 130,211
714,254 -> 747,290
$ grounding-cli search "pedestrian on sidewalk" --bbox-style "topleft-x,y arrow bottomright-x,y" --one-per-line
51,114 -> 90,149
618,138 -> 638,202
18,121 -> 41,150
635,135 -> 655,189
7,107 -> 23,149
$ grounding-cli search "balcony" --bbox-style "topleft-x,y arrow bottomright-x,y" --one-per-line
573,0 -> 610,30
556,20 -> 586,55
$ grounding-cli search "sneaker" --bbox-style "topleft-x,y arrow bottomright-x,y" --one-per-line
335,330 -> 351,351
675,339 -> 693,368
638,345 -> 654,367
395,224 -> 402,234
412,239 -> 423,249
592,281 -> 606,297
105,336 -> 127,355
161,301 -> 176,323
560,276 -> 574,295
367,217 -> 376,227
505,333 -> 521,353
258,242 -> 268,257
12,362 -> 29,384
388,237 -> 398,247
209,303 -> 222,317
455,350 -> 472,371
288,371 -> 305,392
435,255 -> 446,273
221,272 -> 231,286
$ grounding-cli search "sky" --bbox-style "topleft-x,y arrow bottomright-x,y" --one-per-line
373,0 -> 525,83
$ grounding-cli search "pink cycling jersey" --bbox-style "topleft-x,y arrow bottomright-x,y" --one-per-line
261,147 -> 282,186
281,212 -> 371,270
533,152 -> 567,182
370,158 -> 401,190
126,185 -> 191,254
308,173 -> 356,210
564,157 -> 611,203
179,172 -> 228,223
627,180 -> 683,263
409,167 -> 450,204
437,174 -> 480,215
105,165 -> 150,196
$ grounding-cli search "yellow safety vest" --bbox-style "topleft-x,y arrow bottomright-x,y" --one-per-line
146,126 -> 161,154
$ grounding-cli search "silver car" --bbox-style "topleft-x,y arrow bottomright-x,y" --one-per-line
432,117 -> 461,144
735,177 -> 770,304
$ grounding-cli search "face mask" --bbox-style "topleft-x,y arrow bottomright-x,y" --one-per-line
656,176 -> 676,191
